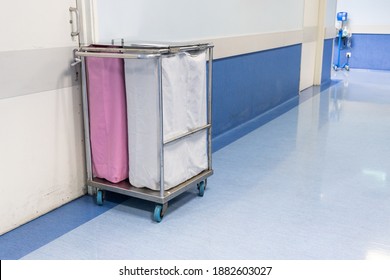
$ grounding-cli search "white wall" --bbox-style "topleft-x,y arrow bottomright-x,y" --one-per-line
325,0 -> 337,38
92,0 -> 305,59
0,0 -> 85,235
96,0 -> 304,42
0,1 -> 78,51
336,0 -> 390,34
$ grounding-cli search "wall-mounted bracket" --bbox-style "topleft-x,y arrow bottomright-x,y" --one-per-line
69,7 -> 80,37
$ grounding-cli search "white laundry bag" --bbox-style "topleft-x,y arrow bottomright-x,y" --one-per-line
124,50 -> 208,190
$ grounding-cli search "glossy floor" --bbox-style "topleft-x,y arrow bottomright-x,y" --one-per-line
1,69 -> 390,260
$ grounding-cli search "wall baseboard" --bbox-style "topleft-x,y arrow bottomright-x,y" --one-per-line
212,95 -> 299,152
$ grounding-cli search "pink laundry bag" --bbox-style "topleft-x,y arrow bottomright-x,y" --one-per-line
85,56 -> 129,183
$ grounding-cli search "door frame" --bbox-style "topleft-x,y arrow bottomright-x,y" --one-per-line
300,0 -> 327,90
77,0 -> 99,46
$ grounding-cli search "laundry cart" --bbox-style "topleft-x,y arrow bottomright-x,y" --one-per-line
75,42 -> 214,222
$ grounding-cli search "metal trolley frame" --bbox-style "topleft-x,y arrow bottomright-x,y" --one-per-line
75,42 -> 214,222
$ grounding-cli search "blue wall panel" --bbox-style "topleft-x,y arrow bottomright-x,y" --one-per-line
333,34 -> 390,70
322,39 -> 334,85
212,45 -> 301,150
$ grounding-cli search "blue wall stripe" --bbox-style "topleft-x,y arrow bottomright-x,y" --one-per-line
333,34 -> 390,70
211,44 -> 302,150
322,38 -> 334,85
213,96 -> 299,152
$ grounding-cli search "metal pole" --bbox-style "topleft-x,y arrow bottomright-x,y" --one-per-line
337,28 -> 342,68
80,57 -> 93,182
157,57 -> 165,197
207,46 -> 214,171
164,124 -> 211,145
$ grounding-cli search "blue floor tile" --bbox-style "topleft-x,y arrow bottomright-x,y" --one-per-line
0,193 -> 127,259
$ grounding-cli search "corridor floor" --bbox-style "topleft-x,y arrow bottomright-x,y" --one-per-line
1,69 -> 390,260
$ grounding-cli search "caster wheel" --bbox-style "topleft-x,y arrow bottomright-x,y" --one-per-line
345,65 -> 350,71
153,203 -> 168,222
96,190 -> 104,206
197,181 -> 205,197
154,204 -> 164,223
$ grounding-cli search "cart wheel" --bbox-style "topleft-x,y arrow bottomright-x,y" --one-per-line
154,204 -> 164,223
345,65 -> 350,71
96,190 -> 104,206
197,181 -> 205,197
